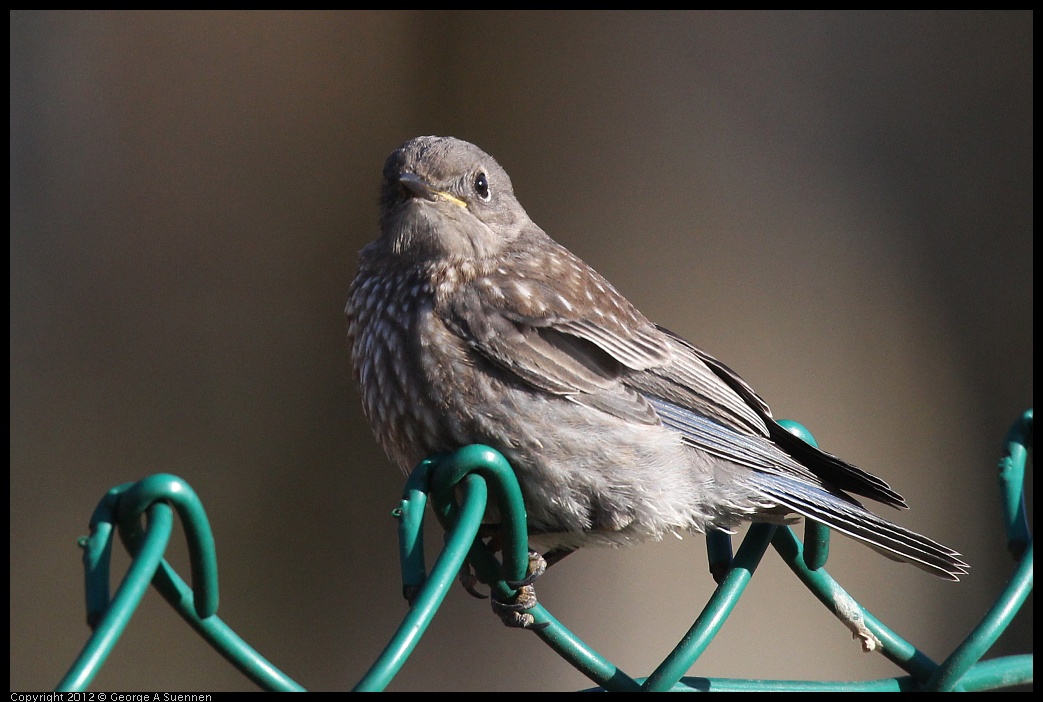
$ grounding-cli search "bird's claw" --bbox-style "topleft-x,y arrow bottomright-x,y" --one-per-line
458,563 -> 489,600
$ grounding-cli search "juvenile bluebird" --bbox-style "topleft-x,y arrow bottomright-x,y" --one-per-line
346,136 -> 966,621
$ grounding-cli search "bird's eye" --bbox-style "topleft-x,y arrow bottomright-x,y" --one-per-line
474,172 -> 491,201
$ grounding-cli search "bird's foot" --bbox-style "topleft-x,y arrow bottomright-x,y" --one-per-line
491,549 -> 549,630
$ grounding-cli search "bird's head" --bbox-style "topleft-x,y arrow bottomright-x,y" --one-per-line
376,136 -> 534,263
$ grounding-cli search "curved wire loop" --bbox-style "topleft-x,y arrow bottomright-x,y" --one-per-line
58,475 -> 304,692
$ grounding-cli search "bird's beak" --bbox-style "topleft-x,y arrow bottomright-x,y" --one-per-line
398,172 -> 468,209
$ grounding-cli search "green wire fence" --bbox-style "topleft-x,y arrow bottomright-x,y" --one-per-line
58,410 -> 1033,691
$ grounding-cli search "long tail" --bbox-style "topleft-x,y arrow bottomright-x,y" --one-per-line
749,473 -> 969,580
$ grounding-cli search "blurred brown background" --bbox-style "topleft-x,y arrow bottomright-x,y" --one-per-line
10,10 -> 1032,692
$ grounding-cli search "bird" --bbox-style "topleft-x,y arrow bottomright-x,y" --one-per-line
346,135 -> 967,620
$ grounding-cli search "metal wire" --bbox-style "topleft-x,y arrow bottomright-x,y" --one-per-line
58,411 -> 1032,691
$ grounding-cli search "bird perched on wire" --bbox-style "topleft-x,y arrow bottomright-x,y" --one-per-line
346,135 -> 967,624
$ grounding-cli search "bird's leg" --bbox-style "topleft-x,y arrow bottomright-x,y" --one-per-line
542,546 -> 576,569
